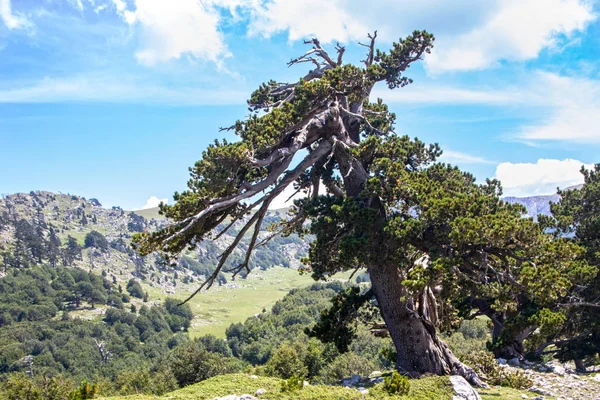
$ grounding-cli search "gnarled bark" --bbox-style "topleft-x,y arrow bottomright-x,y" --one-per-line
369,262 -> 487,388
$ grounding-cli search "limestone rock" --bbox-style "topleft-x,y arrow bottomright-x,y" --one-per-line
450,375 -> 481,400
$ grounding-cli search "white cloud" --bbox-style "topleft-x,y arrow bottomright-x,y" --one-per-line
241,0 -> 595,73
141,196 -> 168,210
247,0 -> 367,43
425,0 -> 595,73
439,150 -> 495,165
116,0 -> 231,66
495,158 -> 593,197
0,0 -> 31,29
0,76 -> 247,104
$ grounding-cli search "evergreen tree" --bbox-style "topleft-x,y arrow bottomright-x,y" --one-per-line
63,236 -> 82,266
540,165 -> 600,367
133,32 -> 591,385
47,227 -> 62,267
83,231 -> 108,252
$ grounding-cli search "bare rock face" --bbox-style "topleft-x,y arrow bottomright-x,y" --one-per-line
450,375 -> 482,400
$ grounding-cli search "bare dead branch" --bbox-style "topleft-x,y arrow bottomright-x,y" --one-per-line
335,42 -> 345,66
558,302 -> 600,308
358,31 -> 377,67
303,38 -> 338,68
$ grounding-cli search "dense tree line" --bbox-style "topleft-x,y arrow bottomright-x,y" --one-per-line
0,265 -> 192,389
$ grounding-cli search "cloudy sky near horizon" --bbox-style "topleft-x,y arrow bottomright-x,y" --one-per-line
1,0 -> 599,210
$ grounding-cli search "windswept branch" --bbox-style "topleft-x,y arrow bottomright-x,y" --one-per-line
179,140 -> 334,304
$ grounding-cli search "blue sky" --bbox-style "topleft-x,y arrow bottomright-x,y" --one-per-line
1,0 -> 599,210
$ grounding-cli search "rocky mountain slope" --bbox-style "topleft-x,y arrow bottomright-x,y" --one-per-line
0,191 -> 308,293
503,185 -> 583,219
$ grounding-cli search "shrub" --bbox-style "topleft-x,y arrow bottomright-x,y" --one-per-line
280,375 -> 304,393
0,373 -> 97,400
126,279 -> 144,299
265,343 -> 308,379
319,352 -> 376,384
383,371 -> 410,395
168,342 -> 244,387
83,231 -> 108,251
69,380 -> 98,400
462,351 -> 532,389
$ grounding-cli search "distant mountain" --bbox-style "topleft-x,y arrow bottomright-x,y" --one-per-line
503,184 -> 583,219
0,191 -> 308,293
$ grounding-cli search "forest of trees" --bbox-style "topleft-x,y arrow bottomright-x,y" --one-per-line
0,264 -> 194,396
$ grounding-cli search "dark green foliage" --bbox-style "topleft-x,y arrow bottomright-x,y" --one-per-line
539,165 -> 600,363
384,371 -> 410,395
0,373 -> 77,400
0,265 -> 192,390
126,279 -> 144,299
83,231 -> 108,252
306,286 -> 373,353
167,341 -> 244,387
63,236 -> 82,266
265,343 -> 309,379
225,282 -> 345,365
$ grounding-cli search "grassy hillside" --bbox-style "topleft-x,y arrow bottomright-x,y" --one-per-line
102,373 -> 454,400
148,266 -> 317,338
101,373 -> 535,400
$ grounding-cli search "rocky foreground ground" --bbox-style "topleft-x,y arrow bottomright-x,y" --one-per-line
498,358 -> 600,400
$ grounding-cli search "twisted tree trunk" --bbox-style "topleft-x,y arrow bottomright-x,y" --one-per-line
369,262 -> 487,387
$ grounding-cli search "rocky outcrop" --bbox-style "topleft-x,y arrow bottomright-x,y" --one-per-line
450,375 -> 481,400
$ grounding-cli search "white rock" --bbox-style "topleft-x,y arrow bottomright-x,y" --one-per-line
249,375 -> 258,379
592,373 -> 600,382
254,388 -> 267,396
357,387 -> 369,395
213,395 -> 258,400
521,394 -> 528,399
450,375 -> 481,400
529,386 -> 553,396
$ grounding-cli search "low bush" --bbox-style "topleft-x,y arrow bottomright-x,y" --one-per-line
383,371 -> 410,395
280,375 -> 304,393
462,351 -> 532,389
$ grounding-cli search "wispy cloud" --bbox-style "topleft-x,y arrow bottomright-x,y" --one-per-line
0,0 -> 32,30
514,72 -> 600,143
0,77 -> 247,105
439,150 -> 496,165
